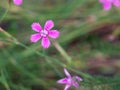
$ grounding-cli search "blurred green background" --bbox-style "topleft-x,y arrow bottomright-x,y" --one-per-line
0,0 -> 120,90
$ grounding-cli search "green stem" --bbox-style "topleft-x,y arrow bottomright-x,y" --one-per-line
0,27 -> 12,37
2,50 -> 48,87
52,40 -> 72,64
0,9 -> 9,22
0,0 -> 10,23
0,70 -> 11,90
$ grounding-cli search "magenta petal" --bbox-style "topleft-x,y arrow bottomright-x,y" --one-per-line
48,30 -> 60,39
30,34 -> 41,43
113,0 -> 120,7
57,78 -> 68,84
73,81 -> 79,88
41,37 -> 50,48
31,22 -> 42,32
44,20 -> 54,31
64,68 -> 71,78
75,76 -> 83,81
13,0 -> 22,6
64,84 -> 71,90
103,2 -> 111,10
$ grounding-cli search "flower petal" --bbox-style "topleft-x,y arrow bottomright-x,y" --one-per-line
103,2 -> 111,10
30,34 -> 41,43
48,30 -> 60,39
74,76 -> 83,81
64,68 -> 71,78
113,0 -> 120,7
64,84 -> 71,90
31,22 -> 42,32
13,0 -> 22,6
44,20 -> 54,31
41,37 -> 50,48
72,81 -> 79,88
57,78 -> 68,84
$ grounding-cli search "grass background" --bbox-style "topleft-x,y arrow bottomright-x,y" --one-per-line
0,0 -> 120,90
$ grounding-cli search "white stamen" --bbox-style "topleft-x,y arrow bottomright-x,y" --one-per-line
41,30 -> 48,37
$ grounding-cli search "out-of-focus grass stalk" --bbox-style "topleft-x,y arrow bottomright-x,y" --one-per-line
0,27 -> 19,45
2,49 -> 48,87
0,0 -> 10,23
0,9 -> 9,22
52,40 -> 72,64
0,28 -> 11,37
0,69 -> 10,90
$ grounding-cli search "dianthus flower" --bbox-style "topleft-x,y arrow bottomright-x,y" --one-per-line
30,20 -> 60,48
57,68 -> 83,90
13,0 -> 22,6
99,0 -> 120,10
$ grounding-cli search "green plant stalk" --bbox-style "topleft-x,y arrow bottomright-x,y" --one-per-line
0,70 -> 10,90
0,27 -> 19,45
52,40 -> 72,64
0,28 -> 12,37
0,0 -> 10,23
2,50 -> 48,87
0,9 -> 9,22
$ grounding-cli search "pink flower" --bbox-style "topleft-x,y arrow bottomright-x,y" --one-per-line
99,0 -> 120,10
13,0 -> 22,6
30,20 -> 60,48
57,68 -> 83,90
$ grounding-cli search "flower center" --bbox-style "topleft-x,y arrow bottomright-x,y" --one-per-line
40,30 -> 48,37
67,78 -> 73,85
